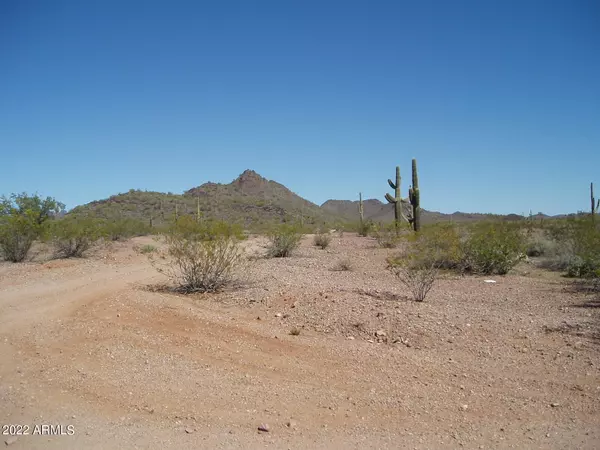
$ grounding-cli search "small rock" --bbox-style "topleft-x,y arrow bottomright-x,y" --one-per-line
275,313 -> 282,318
286,420 -> 297,429
258,424 -> 270,432
5,436 -> 18,446
185,428 -> 195,434
375,330 -> 387,337
550,402 -> 560,408
459,404 -> 468,411
347,336 -> 355,340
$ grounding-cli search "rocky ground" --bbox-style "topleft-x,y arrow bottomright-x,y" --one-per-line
0,234 -> 598,449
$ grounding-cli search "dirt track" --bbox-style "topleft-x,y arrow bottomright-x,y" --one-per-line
1,235 -> 599,449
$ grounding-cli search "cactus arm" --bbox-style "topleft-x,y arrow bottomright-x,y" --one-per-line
388,179 -> 396,190
385,193 -> 396,204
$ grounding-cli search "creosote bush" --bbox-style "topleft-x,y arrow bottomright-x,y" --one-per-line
149,216 -> 247,293
313,232 -> 331,249
267,223 -> 302,257
373,223 -> 402,248
460,222 -> 526,275
49,216 -> 104,258
400,221 -> 525,276
387,256 -> 439,302
333,258 -> 352,271
102,217 -> 151,241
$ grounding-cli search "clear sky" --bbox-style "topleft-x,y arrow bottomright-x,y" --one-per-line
1,0 -> 598,215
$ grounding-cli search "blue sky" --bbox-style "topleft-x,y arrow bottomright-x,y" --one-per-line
1,0 -> 598,215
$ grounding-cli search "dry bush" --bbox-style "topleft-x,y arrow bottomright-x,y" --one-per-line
388,258 -> 439,302
313,232 -> 331,249
149,217 -> 247,293
333,258 -> 352,271
266,223 -> 302,257
373,223 -> 401,248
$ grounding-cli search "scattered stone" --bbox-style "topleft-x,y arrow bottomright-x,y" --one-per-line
258,424 -> 270,432
275,313 -> 282,318
459,404 -> 468,411
4,436 -> 18,446
286,420 -> 297,429
375,330 -> 387,337
185,428 -> 195,434
550,402 -> 560,408
347,336 -> 355,340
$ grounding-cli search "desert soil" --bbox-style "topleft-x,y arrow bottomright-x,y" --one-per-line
0,234 -> 598,449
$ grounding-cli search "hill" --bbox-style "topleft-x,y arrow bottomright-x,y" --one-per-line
320,199 -> 529,224
70,170 -> 340,229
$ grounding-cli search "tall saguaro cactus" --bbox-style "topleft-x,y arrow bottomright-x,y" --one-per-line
408,158 -> 421,232
592,182 -> 599,222
358,192 -> 364,226
385,166 -> 404,233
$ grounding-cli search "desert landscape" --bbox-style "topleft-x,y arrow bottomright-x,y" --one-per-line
1,229 -> 598,449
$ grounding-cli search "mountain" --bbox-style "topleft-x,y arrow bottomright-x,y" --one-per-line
320,199 -> 528,224
70,170 -> 340,228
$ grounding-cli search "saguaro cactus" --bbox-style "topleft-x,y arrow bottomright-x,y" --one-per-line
385,166 -> 405,232
408,158 -> 421,232
592,182 -> 599,222
358,192 -> 364,226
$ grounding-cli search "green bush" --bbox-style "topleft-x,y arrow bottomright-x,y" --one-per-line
101,217 -> 151,241
48,217 -> 105,258
149,218 -> 247,293
267,223 -> 302,257
313,232 -> 331,249
138,244 -> 157,254
460,222 -> 526,275
0,193 -> 63,262
357,220 -> 373,237
404,223 -> 464,269
373,223 -> 401,248
539,217 -> 600,277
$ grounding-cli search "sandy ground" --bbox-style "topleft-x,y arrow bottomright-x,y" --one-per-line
0,234 -> 598,449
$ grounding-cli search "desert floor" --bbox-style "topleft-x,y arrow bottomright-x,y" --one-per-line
0,234 -> 598,449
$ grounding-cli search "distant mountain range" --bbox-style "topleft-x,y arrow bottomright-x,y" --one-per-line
70,169 -> 555,227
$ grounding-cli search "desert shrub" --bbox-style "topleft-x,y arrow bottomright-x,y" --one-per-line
102,217 -> 151,241
0,193 -> 63,262
460,222 -> 526,275
150,219 -> 247,293
539,218 -> 600,277
138,244 -> 157,254
333,258 -> 352,271
405,223 -> 464,270
373,223 -> 401,248
387,257 -> 438,302
49,216 -> 105,258
357,220 -> 373,237
313,232 -> 331,249
525,232 -> 558,257
0,213 -> 41,262
565,218 -> 600,278
267,223 -> 302,257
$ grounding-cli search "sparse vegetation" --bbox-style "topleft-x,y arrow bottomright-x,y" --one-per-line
313,232 -> 331,249
149,217 -> 248,293
136,244 -> 158,254
48,216 -> 105,258
266,223 -> 303,257
333,258 -> 353,271
373,223 -> 401,248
